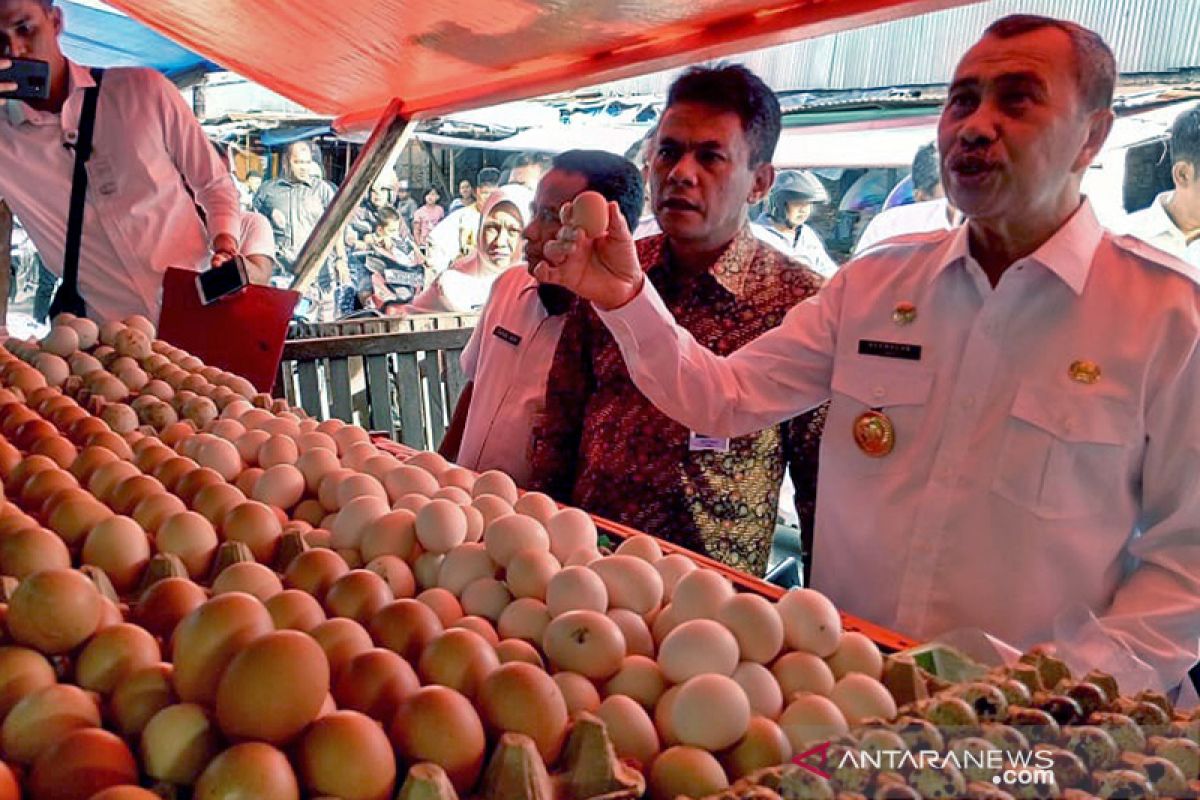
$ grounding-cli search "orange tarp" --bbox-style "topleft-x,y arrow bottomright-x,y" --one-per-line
105,0 -> 979,127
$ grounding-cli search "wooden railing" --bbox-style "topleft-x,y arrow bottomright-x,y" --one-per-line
277,313 -> 479,450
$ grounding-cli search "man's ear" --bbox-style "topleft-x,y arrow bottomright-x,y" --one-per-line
51,5 -> 64,36
749,162 -> 775,205
1173,160 -> 1195,191
1073,108 -> 1114,173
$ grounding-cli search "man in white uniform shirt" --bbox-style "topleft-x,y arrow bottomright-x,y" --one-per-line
440,150 -> 643,486
0,0 -> 240,324
1121,105 -> 1200,268
855,142 -> 962,254
536,15 -> 1200,692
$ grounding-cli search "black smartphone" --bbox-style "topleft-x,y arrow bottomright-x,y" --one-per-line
196,256 -> 250,305
0,58 -> 50,101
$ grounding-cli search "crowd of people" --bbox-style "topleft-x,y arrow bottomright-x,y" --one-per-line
4,0 -> 1200,695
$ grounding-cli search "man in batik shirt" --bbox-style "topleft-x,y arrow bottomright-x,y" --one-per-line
527,65 -> 825,576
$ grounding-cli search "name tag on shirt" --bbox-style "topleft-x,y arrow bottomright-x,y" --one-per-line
689,432 -> 731,452
858,339 -> 922,361
492,326 -> 522,347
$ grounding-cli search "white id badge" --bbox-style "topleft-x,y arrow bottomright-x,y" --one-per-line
688,432 -> 730,452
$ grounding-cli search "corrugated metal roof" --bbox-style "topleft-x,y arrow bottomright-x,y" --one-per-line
588,0 -> 1200,95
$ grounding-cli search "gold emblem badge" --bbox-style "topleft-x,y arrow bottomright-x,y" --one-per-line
892,302 -> 917,326
853,410 -> 896,457
1069,360 -> 1101,385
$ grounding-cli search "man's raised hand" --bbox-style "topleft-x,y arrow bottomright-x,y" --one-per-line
533,197 -> 644,311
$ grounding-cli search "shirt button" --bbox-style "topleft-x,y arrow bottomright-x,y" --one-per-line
872,386 -> 885,400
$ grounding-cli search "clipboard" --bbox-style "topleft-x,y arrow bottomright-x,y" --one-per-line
156,267 -> 300,393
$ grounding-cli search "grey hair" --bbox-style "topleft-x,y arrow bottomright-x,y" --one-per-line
983,15 -> 1116,113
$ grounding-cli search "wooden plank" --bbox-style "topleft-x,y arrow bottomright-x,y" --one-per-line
296,360 -> 322,418
423,351 -> 447,446
444,347 -> 467,407
364,354 -> 395,436
328,357 -> 354,422
282,328 -> 474,361
279,362 -> 298,406
393,353 -> 425,449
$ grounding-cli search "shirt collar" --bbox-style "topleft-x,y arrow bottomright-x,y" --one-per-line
935,198 -> 1104,295
1143,192 -> 1184,240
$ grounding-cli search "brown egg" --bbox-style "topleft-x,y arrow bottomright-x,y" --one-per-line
222,501 -> 283,563
234,466 -> 264,497
87,460 -> 141,505
194,742 -> 300,800
75,622 -> 161,695
333,647 -> 420,722
109,474 -> 166,516
28,726 -> 138,799
175,467 -> 225,507
86,431 -> 135,461
192,483 -> 246,527
6,568 -> 102,654
265,589 -> 326,632
417,628 -> 500,699
152,456 -> 199,493
297,710 -> 397,800
211,562 -> 283,601
135,577 -> 208,640
310,617 -> 374,680
46,494 -> 114,548
324,570 -> 392,624
82,515 -> 152,594
156,511 -> 219,580
477,662 -> 570,762
69,445 -> 120,484
6,453 -> 58,498
141,702 -> 221,786
111,663 -> 176,739
13,418 -> 57,451
0,645 -> 56,720
30,434 -> 77,468
1,683 -> 101,764
283,548 -> 349,601
171,593 -> 274,705
0,526 -> 71,579
389,686 -> 486,795
131,491 -> 188,534
215,630 -> 329,744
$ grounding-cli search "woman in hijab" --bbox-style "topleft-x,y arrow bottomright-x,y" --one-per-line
407,185 -> 532,313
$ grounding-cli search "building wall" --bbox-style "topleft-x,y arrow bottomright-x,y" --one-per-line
589,0 -> 1200,95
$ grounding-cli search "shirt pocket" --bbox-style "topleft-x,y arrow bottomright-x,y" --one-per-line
830,360 -> 935,475
991,381 -> 1136,520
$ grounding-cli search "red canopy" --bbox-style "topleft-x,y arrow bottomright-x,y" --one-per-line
106,0 -> 979,127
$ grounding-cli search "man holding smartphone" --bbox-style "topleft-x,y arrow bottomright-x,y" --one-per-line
0,0 -> 241,327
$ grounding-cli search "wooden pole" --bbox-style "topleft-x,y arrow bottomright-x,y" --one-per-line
290,100 -> 416,293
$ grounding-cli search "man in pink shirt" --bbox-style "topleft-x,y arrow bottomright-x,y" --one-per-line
0,0 -> 240,325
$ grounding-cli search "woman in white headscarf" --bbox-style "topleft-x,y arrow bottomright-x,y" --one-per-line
407,185 -> 532,314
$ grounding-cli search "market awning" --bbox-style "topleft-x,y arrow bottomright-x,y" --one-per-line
59,0 -> 216,79
104,0 -> 982,128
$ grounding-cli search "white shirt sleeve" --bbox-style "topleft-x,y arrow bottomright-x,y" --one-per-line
595,274 -> 840,438
1078,342 -> 1200,690
151,70 -> 241,242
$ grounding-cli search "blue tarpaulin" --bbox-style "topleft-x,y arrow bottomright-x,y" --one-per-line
58,0 -> 216,78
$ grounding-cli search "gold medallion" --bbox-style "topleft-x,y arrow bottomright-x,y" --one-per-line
1069,360 -> 1101,385
892,301 -> 917,326
853,410 -> 895,457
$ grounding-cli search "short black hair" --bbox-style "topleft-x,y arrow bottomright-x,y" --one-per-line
983,15 -> 1115,114
375,207 -> 400,228
664,64 -> 781,166
1169,106 -> 1200,167
911,143 -> 941,195
551,150 -> 645,232
477,167 -> 501,188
